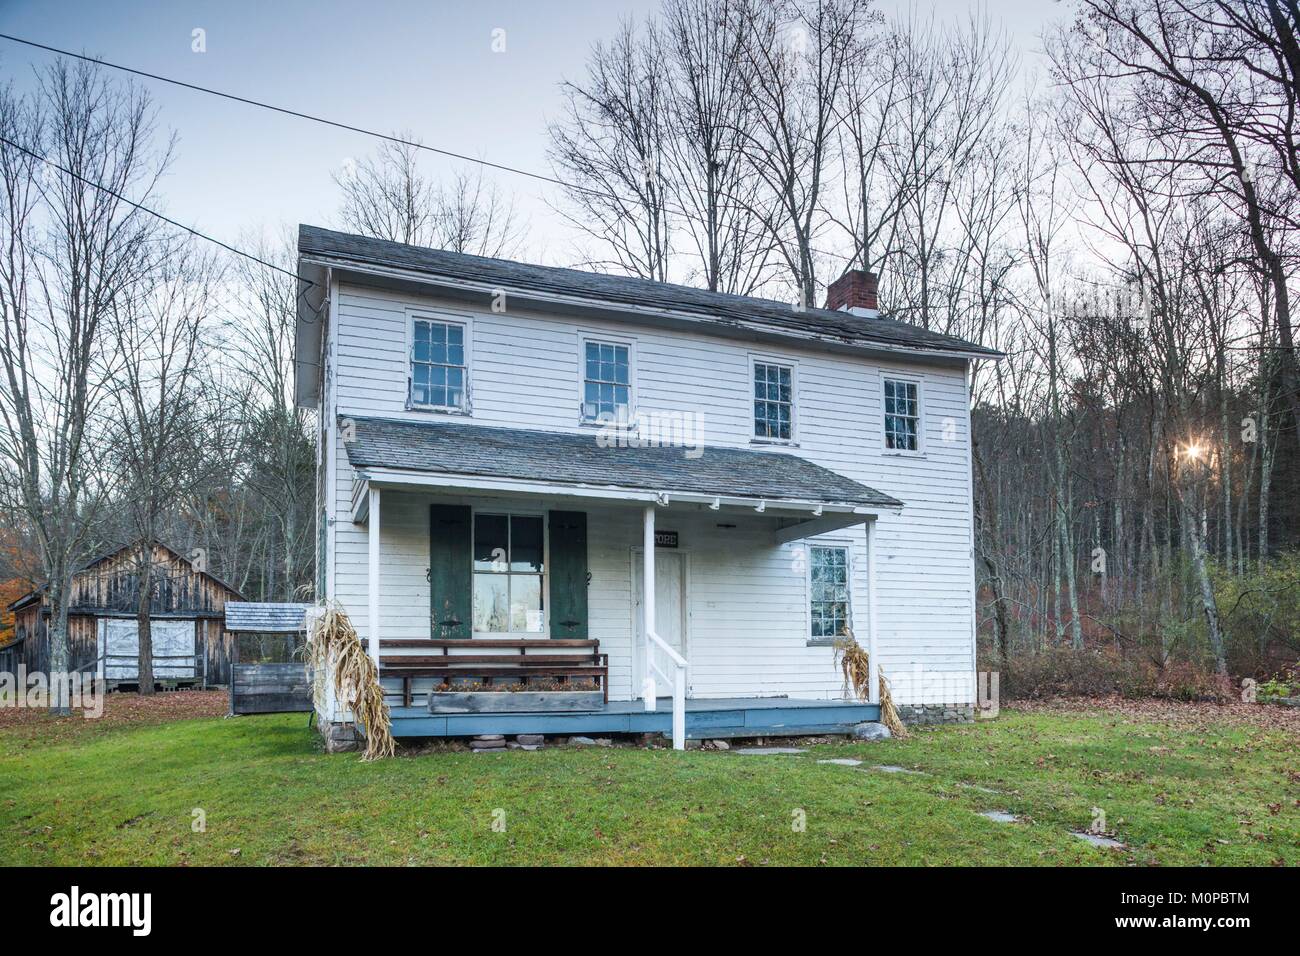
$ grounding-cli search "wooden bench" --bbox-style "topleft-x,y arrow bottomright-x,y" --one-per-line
378,639 -> 609,706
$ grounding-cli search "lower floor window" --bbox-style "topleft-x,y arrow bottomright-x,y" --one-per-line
472,513 -> 544,632
810,546 -> 850,639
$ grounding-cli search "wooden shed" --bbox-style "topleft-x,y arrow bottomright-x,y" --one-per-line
5,542 -> 245,688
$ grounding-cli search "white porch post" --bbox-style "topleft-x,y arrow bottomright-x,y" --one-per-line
865,517 -> 880,705
642,504 -> 656,711
368,486 -> 381,665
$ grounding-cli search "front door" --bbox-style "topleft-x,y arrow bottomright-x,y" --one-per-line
634,550 -> 688,697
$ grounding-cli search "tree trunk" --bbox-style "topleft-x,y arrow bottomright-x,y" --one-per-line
46,576 -> 72,715
1180,493 -> 1227,676
973,439 -> 1011,659
1259,393 -> 1274,572
136,543 -> 155,696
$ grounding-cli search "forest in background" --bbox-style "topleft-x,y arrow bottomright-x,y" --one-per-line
542,0 -> 1300,691
2,0 -> 1298,700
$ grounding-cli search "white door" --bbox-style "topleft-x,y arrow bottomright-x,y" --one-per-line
101,619 -> 196,680
634,550 -> 688,697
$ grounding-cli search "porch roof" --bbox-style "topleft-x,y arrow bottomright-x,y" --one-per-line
341,416 -> 903,510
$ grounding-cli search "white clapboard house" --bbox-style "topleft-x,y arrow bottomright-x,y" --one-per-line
296,226 -> 1000,746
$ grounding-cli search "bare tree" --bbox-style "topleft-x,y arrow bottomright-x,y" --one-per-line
733,0 -> 866,303
661,0 -> 779,293
1073,0 -> 1300,451
218,231 -> 316,602
549,19 -> 673,279
335,137 -> 524,257
0,61 -> 169,711
108,247 -> 215,694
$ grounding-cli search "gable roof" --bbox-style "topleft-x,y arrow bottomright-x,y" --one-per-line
297,225 -> 1001,362
342,415 -> 903,510
5,540 -> 246,612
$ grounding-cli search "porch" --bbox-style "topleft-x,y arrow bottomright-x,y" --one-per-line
336,415 -> 905,749
384,695 -> 881,739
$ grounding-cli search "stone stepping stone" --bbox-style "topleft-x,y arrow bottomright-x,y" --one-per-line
817,758 -> 863,767
979,810 -> 1021,823
1071,831 -> 1125,849
868,765 -> 927,775
732,747 -> 807,755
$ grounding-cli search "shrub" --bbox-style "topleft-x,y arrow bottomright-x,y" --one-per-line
1214,553 -> 1300,676
999,647 -> 1231,702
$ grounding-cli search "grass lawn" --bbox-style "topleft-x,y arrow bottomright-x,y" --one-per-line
1,695 -> 1297,866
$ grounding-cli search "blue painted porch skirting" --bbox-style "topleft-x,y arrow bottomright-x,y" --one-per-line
384,696 -> 880,739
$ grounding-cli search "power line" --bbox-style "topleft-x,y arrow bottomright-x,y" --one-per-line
0,133 -> 313,289
7,31 -> 1050,304
0,31 -> 855,268
0,31 -> 1046,313
0,32 -> 607,201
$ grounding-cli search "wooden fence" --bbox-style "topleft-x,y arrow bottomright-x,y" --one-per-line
229,662 -> 312,716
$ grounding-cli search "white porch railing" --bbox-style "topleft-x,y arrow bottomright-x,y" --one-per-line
644,629 -> 687,750
642,504 -> 686,750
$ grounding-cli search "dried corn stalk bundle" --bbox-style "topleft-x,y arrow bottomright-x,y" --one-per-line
833,632 -> 909,739
307,601 -> 395,759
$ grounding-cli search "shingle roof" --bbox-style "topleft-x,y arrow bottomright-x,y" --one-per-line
342,416 -> 902,510
225,602 -> 313,633
299,225 -> 999,359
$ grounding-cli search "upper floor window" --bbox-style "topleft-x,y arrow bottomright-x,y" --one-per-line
582,340 -> 631,422
411,318 -> 466,410
809,545 -> 850,639
753,360 -> 794,440
883,377 -> 920,452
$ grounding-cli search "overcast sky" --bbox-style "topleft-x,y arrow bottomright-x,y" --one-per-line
0,0 -> 1065,268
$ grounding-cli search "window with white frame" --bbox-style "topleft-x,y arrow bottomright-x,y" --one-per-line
410,317 -> 466,410
809,546 -> 850,639
582,340 -> 631,422
883,377 -> 920,451
472,513 -> 545,633
753,361 -> 793,440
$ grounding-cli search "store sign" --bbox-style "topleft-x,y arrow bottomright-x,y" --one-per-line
655,531 -> 679,548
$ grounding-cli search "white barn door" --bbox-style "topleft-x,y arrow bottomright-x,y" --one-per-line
100,619 -> 197,680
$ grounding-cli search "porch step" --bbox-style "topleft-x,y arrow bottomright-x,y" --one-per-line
381,699 -> 881,739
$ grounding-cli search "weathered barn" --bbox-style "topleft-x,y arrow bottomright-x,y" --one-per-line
4,542 -> 245,688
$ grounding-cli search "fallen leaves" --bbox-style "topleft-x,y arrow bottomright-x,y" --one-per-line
1011,696 -> 1300,736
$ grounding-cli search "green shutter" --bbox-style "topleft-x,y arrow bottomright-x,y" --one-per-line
429,504 -> 472,639
548,510 -> 588,639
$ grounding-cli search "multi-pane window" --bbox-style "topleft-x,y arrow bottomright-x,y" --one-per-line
411,319 -> 466,409
810,546 -> 850,640
753,362 -> 793,440
472,514 -> 545,633
582,341 -> 631,422
883,378 -> 919,451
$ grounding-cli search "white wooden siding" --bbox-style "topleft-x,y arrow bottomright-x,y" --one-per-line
326,283 -> 977,705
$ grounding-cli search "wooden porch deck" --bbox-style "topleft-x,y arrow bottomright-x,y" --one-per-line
385,696 -> 880,739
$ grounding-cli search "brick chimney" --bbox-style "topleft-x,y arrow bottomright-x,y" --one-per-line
824,269 -> 879,315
